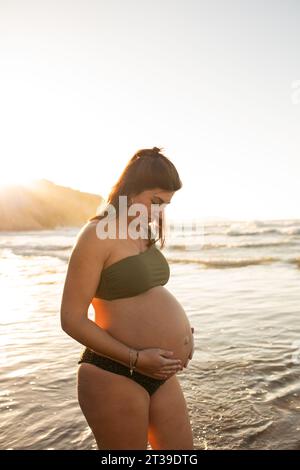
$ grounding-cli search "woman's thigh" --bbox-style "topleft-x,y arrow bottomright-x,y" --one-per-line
148,375 -> 194,450
77,363 -> 150,450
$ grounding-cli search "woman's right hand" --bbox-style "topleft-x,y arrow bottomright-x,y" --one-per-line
134,348 -> 183,379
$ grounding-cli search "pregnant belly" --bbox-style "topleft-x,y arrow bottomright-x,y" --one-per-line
93,286 -> 193,369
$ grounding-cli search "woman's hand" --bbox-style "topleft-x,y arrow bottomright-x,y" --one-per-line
134,348 -> 183,379
183,327 -> 194,368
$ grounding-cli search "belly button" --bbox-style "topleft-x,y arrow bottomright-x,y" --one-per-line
183,335 -> 190,345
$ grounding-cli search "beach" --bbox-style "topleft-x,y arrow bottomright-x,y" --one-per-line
1,219 -> 300,450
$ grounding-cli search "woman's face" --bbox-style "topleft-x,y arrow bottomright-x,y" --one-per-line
130,188 -> 175,222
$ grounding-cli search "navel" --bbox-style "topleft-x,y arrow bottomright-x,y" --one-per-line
183,335 -> 190,345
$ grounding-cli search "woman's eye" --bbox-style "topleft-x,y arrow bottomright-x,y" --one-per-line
151,198 -> 167,206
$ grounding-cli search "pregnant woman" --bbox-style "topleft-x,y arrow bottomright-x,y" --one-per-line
60,147 -> 195,450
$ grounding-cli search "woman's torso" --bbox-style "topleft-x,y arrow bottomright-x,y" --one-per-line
89,220 -> 193,371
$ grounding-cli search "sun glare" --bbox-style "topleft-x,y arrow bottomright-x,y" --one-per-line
0,174 -> 35,189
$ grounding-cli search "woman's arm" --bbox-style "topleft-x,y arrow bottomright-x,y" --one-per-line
60,222 -> 131,367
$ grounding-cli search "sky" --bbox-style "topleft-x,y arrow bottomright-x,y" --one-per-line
0,0 -> 300,221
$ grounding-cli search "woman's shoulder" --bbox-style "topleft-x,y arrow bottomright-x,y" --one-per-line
72,220 -> 113,259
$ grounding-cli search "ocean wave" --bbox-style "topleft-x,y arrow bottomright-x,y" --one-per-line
168,256 -> 280,268
167,240 -> 298,251
227,227 -> 300,237
281,227 -> 300,236
234,240 -> 299,248
167,243 -> 226,250
288,257 -> 300,268
1,246 -> 70,262
0,243 -> 72,251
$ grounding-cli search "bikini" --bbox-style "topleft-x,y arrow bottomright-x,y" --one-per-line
78,241 -> 171,396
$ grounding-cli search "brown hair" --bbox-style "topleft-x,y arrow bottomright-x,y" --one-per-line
89,147 -> 182,249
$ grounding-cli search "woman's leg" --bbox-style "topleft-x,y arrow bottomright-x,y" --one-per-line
77,363 -> 150,450
148,375 -> 194,450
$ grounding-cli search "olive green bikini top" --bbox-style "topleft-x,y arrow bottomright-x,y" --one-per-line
94,242 -> 170,300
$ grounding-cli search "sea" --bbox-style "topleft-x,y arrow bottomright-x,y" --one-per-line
1,218 -> 300,449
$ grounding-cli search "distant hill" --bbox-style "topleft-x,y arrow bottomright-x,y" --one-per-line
0,179 -> 104,231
